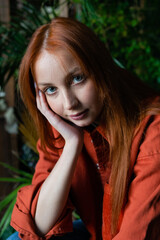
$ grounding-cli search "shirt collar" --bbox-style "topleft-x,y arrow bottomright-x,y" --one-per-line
83,123 -> 108,141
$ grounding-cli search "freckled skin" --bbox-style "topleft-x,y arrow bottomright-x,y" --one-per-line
35,49 -> 103,127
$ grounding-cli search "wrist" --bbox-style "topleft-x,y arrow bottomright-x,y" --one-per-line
64,133 -> 84,155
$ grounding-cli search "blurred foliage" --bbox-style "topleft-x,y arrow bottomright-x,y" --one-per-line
0,114 -> 39,238
72,0 -> 160,89
19,112 -> 39,154
0,0 -> 63,90
0,161 -> 33,238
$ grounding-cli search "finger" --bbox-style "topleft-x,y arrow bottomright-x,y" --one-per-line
34,82 -> 42,109
39,90 -> 49,111
38,91 -> 54,118
34,84 -> 64,131
38,91 -> 63,126
34,82 -> 39,97
38,90 -> 53,119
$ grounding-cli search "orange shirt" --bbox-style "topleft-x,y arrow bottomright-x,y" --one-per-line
10,114 -> 160,239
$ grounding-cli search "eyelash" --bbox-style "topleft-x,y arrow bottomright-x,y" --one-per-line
72,74 -> 86,85
44,87 -> 56,95
43,74 -> 86,96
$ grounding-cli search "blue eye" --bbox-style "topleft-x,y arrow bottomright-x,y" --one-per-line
72,74 -> 85,84
45,87 -> 56,95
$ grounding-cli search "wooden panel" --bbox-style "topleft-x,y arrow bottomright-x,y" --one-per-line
0,0 -> 10,22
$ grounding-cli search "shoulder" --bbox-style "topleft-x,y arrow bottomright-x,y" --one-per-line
138,114 -> 160,158
130,114 -> 160,174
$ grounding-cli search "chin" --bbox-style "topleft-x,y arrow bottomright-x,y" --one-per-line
72,119 -> 94,128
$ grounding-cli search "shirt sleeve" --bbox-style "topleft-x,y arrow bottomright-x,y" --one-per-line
113,115 -> 160,240
10,138 -> 74,240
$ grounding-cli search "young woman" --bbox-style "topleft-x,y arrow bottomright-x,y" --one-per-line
9,17 -> 160,240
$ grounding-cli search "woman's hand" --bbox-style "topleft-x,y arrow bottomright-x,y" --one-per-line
35,84 -> 83,145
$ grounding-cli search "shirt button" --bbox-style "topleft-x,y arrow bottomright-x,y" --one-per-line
96,163 -> 100,170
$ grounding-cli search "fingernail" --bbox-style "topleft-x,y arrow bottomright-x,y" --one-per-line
34,82 -> 37,88
39,90 -> 41,96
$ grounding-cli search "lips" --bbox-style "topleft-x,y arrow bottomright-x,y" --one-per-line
69,109 -> 88,120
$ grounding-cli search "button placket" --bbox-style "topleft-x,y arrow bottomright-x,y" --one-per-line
90,133 -> 103,171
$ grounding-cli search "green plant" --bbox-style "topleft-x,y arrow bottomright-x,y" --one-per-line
0,109 -> 40,238
0,0 -> 68,90
72,0 -> 160,90
0,162 -> 33,238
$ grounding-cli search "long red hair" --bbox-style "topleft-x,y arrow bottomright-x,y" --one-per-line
18,17 -> 159,235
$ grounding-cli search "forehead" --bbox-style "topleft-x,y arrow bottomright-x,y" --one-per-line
35,48 -> 80,74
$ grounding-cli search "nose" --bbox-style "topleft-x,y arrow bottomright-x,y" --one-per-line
62,89 -> 79,110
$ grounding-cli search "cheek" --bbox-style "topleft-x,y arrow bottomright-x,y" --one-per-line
46,97 -> 62,115
82,84 -> 103,115
81,84 -> 100,106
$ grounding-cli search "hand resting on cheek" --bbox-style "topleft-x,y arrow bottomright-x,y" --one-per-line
35,83 -> 84,144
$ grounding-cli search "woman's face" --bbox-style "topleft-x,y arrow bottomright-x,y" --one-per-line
34,49 -> 103,127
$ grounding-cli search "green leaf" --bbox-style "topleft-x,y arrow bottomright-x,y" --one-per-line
0,183 -> 31,236
131,19 -> 138,27
0,183 -> 30,212
0,189 -> 18,212
72,211 -> 80,220
0,198 -> 16,237
0,162 -> 33,179
114,58 -> 125,69
0,177 -> 31,183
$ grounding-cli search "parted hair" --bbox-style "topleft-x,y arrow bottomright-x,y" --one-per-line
18,17 -> 159,235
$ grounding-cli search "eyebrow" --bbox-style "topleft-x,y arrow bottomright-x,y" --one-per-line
38,66 -> 82,86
